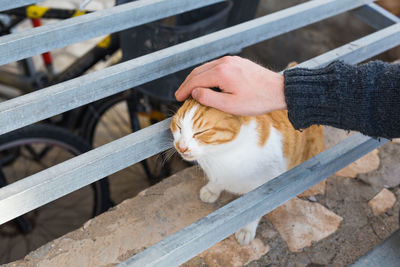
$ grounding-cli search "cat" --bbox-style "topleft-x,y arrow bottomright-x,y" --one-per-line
170,97 -> 324,245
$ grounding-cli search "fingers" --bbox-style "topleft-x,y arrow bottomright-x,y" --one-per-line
175,60 -> 220,101
192,87 -> 236,113
175,56 -> 238,101
175,76 -> 199,102
174,55 -> 286,116
175,65 -> 225,101
187,59 -> 221,77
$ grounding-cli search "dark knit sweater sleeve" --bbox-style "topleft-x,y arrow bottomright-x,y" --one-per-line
283,60 -> 400,139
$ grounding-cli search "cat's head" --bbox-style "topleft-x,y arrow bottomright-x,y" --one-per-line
170,98 -> 242,161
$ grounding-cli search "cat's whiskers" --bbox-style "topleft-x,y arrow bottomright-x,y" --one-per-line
165,105 -> 181,118
153,148 -> 173,167
169,98 -> 325,246
161,148 -> 177,165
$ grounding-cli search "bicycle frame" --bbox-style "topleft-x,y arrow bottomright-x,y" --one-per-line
0,6 -> 117,93
2,5 -> 90,20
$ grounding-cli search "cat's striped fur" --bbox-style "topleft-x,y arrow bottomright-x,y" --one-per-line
171,98 -> 325,245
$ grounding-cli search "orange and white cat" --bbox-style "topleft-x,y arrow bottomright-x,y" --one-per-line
170,98 -> 324,245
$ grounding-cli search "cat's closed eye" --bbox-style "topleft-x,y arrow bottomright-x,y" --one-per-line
193,129 -> 210,138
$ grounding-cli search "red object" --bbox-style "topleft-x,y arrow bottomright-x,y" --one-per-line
31,18 -> 53,66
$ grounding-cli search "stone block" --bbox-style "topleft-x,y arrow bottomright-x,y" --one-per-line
324,126 -> 380,178
368,188 -> 396,216
184,236 -> 270,267
335,149 -> 380,178
358,143 -> 400,188
265,197 -> 343,252
7,167 -> 271,266
298,181 -> 326,197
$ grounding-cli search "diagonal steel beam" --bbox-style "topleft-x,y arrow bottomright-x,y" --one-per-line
0,0 -> 225,66
353,3 -> 400,30
0,0 -> 376,135
0,22 -> 398,236
0,0 -> 37,12
120,134 -> 387,267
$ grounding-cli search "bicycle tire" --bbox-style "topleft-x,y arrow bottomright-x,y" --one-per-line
0,124 -> 112,264
80,91 -> 187,204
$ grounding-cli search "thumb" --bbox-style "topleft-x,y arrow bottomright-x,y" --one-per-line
192,87 -> 235,113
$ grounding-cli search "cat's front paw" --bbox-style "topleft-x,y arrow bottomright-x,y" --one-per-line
235,228 -> 256,245
200,185 -> 220,203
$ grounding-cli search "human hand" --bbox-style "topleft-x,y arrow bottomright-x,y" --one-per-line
175,56 -> 287,116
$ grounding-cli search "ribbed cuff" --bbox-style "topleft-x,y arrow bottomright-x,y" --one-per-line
283,60 -> 400,138
283,61 -> 352,131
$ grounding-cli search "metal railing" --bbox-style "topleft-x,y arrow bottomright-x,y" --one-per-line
0,0 -> 399,266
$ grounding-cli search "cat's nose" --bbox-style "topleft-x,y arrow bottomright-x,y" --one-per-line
178,145 -> 188,153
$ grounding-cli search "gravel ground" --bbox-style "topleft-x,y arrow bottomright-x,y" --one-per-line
243,1 -> 400,265
247,143 -> 399,266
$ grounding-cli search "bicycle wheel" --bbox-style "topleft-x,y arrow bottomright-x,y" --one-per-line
0,124 -> 112,264
80,91 -> 187,204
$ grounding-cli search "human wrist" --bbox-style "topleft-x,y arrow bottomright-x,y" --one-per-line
260,71 -> 286,113
272,73 -> 287,111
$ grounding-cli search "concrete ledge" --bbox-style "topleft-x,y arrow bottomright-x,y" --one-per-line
6,167 -> 242,267
6,157 -> 400,266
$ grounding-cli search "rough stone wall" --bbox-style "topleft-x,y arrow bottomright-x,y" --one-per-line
7,142 -> 400,266
6,167 -> 236,266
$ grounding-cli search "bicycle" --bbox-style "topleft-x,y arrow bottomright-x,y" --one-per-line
0,2 -> 179,189
0,0 -> 259,262
0,123 -> 113,264
79,0 -> 240,201
0,0 -> 261,200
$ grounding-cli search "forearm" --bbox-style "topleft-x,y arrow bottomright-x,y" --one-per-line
284,61 -> 400,139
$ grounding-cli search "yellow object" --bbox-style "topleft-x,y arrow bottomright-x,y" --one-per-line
97,36 -> 111,48
72,9 -> 86,17
138,111 -> 166,121
26,5 -> 49,19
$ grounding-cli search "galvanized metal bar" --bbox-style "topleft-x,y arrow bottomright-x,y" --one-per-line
0,0 -> 37,12
294,23 -> 400,69
0,0 -> 225,66
353,3 -> 400,30
350,229 -> 400,266
121,134 -> 388,267
0,118 -> 172,225
0,0 -> 376,135
121,21 -> 400,265
0,22 -> 397,229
